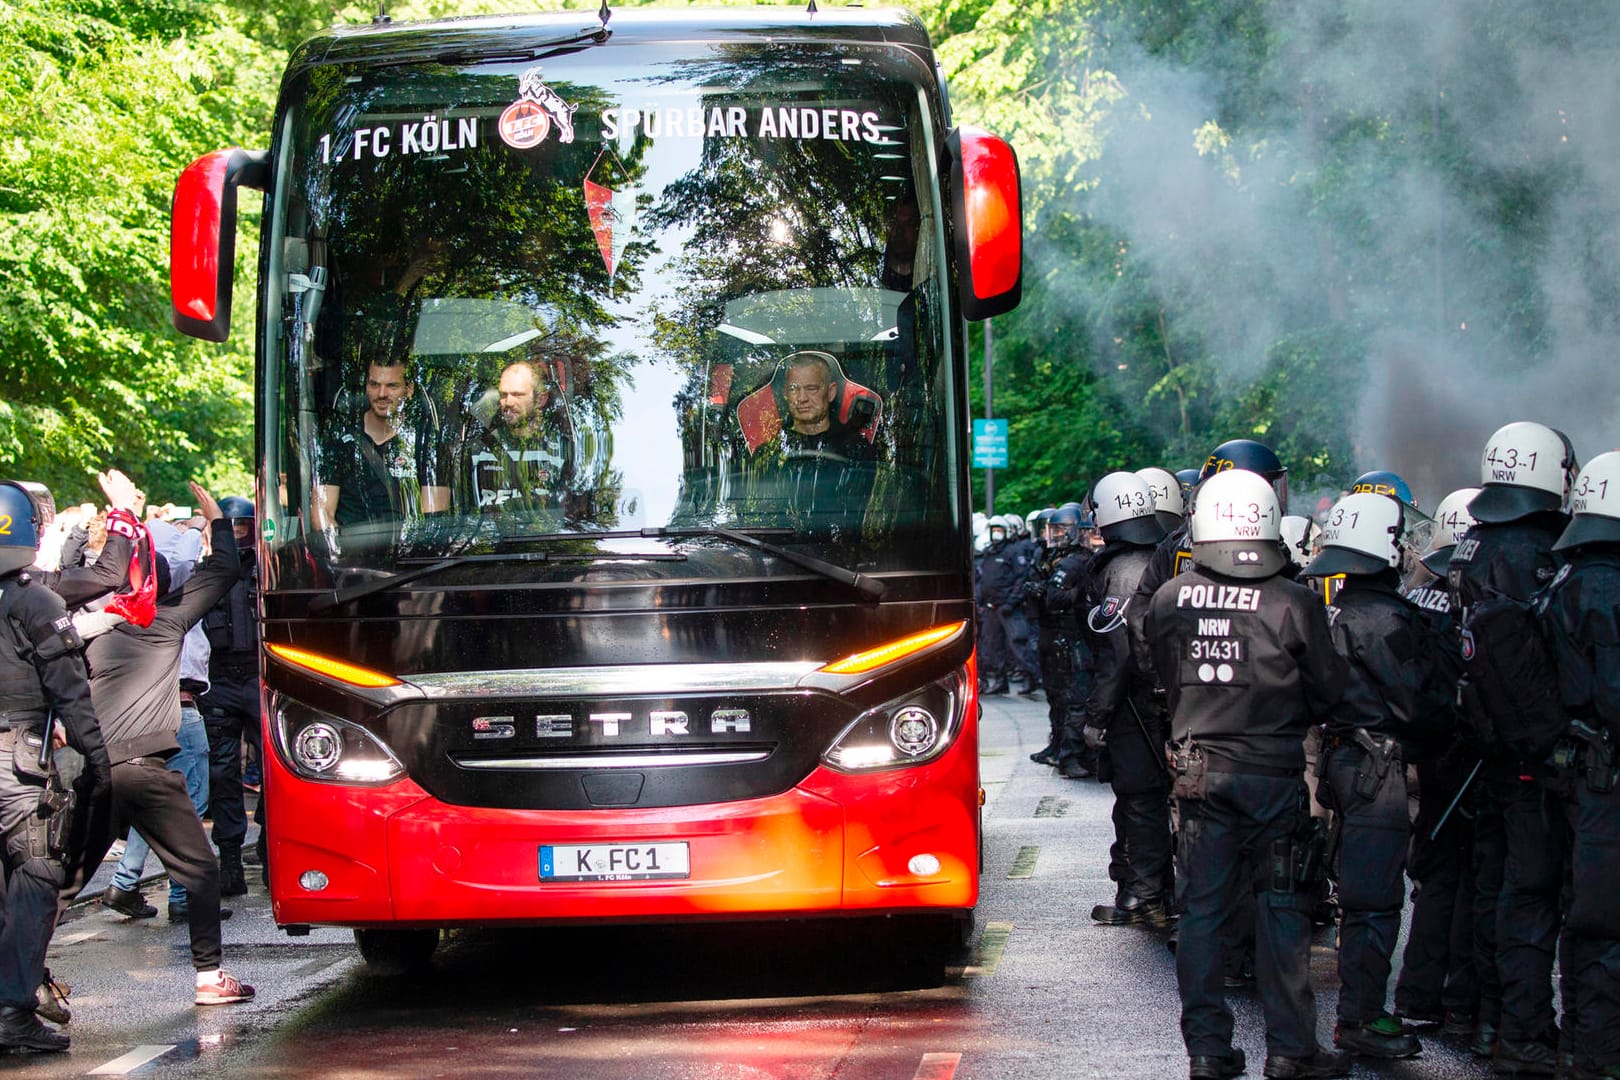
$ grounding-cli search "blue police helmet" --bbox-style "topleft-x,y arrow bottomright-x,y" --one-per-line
0,482 -> 43,575
1350,469 -> 1415,509
218,496 -> 256,522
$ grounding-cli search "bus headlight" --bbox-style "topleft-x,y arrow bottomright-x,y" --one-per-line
272,698 -> 406,786
821,669 -> 966,773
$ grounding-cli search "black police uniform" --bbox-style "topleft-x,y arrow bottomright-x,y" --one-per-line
1391,569 -> 1479,1027
1131,524 -> 1259,979
1540,547 -> 1620,1075
1129,524 -> 1194,685
976,535 -> 1027,693
1145,565 -> 1348,1070
1447,513 -> 1566,1058
1039,544 -> 1094,774
1080,539 -> 1172,917
0,572 -> 109,1047
1029,543 -> 1079,761
1318,571 -> 1439,1046
199,538 -> 261,895
1003,531 -> 1042,688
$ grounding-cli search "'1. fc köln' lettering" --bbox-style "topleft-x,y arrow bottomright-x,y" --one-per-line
1174,583 -> 1263,611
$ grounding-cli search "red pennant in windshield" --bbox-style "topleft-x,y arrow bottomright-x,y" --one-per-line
583,179 -> 618,278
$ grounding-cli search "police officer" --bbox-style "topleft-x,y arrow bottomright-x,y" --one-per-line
1130,441 -> 1289,986
1145,468 -> 1350,1080
1393,487 -> 1480,1033
1038,504 -> 1097,777
1541,451 -> 1620,1080
1304,492 -> 1437,1059
1078,472 -> 1172,927
1029,504 -> 1081,766
1001,514 -> 1042,693
199,495 -> 260,896
975,515 -> 1021,695
1448,421 -> 1576,1069
0,482 -> 111,1052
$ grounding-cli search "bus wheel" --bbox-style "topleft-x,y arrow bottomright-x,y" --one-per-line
354,928 -> 439,974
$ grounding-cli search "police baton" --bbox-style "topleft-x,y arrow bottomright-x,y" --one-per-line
1428,758 -> 1482,842
1126,698 -> 1172,779
37,711 -> 54,772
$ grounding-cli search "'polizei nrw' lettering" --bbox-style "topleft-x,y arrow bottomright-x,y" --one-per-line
1174,584 -> 1262,612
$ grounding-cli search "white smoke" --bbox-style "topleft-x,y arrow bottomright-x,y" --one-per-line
1049,0 -> 1620,509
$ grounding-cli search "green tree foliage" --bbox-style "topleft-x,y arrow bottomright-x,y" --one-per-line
7,0 -> 1615,516
0,0 -> 282,503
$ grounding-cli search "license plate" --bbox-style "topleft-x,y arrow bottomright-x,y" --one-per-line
539,842 -> 690,882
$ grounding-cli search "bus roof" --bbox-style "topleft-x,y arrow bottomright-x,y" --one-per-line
288,7 -> 934,75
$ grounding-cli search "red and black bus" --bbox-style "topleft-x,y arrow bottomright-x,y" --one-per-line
170,7 -> 1021,969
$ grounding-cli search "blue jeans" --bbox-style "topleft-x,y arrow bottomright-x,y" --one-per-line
111,706 -> 210,905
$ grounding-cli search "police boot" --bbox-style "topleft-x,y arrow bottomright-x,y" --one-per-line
1057,756 -> 1093,780
1189,1047 -> 1245,1080
1029,742 -> 1059,766
1334,1015 -> 1421,1059
1493,1034 -> 1559,1076
1260,1048 -> 1350,1079
1091,891 -> 1173,929
35,970 -> 70,1026
0,1006 -> 69,1053
1472,1020 -> 1501,1059
217,842 -> 248,898
981,678 -> 1009,696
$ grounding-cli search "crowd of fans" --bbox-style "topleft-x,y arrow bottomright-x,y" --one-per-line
0,469 -> 262,1052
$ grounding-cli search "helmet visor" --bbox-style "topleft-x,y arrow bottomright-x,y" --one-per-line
1103,515 -> 1168,547
1303,545 -> 1391,578
1554,514 -> 1620,552
1469,483 -> 1563,524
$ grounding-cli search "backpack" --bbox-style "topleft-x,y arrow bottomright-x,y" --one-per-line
1456,583 -> 1565,760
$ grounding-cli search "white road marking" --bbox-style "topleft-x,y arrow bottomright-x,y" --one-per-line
53,929 -> 100,945
88,1044 -> 176,1074
913,1051 -> 961,1079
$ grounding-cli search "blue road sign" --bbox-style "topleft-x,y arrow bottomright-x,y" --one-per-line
973,418 -> 1009,468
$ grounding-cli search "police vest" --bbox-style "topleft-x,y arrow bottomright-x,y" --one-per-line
204,552 -> 258,656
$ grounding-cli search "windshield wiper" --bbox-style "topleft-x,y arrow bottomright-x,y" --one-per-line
307,525 -> 884,612
643,526 -> 887,602
368,26 -> 610,69
308,543 -> 683,613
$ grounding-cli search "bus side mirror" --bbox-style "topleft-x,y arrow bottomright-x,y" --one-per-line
170,148 -> 269,342
947,127 -> 1023,322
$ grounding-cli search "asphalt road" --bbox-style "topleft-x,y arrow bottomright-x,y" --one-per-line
9,695 -> 1502,1078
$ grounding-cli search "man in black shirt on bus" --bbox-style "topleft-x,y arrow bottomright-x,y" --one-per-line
314,359 -> 445,537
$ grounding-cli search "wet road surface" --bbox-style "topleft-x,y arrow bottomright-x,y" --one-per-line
9,695 -> 1500,1078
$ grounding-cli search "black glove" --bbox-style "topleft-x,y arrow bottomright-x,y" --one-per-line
84,752 -> 112,804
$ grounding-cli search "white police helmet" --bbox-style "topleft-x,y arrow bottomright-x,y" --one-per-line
1279,515 -> 1319,569
1303,492 -> 1404,577
1469,421 -> 1578,523
1091,471 -> 1169,546
1555,451 -> 1620,551
1189,469 -> 1284,579
1419,487 -> 1480,574
1134,467 -> 1184,533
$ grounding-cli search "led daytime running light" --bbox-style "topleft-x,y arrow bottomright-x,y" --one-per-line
266,643 -> 400,688
819,621 -> 966,676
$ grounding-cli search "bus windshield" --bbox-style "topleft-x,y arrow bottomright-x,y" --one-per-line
260,40 -> 961,590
